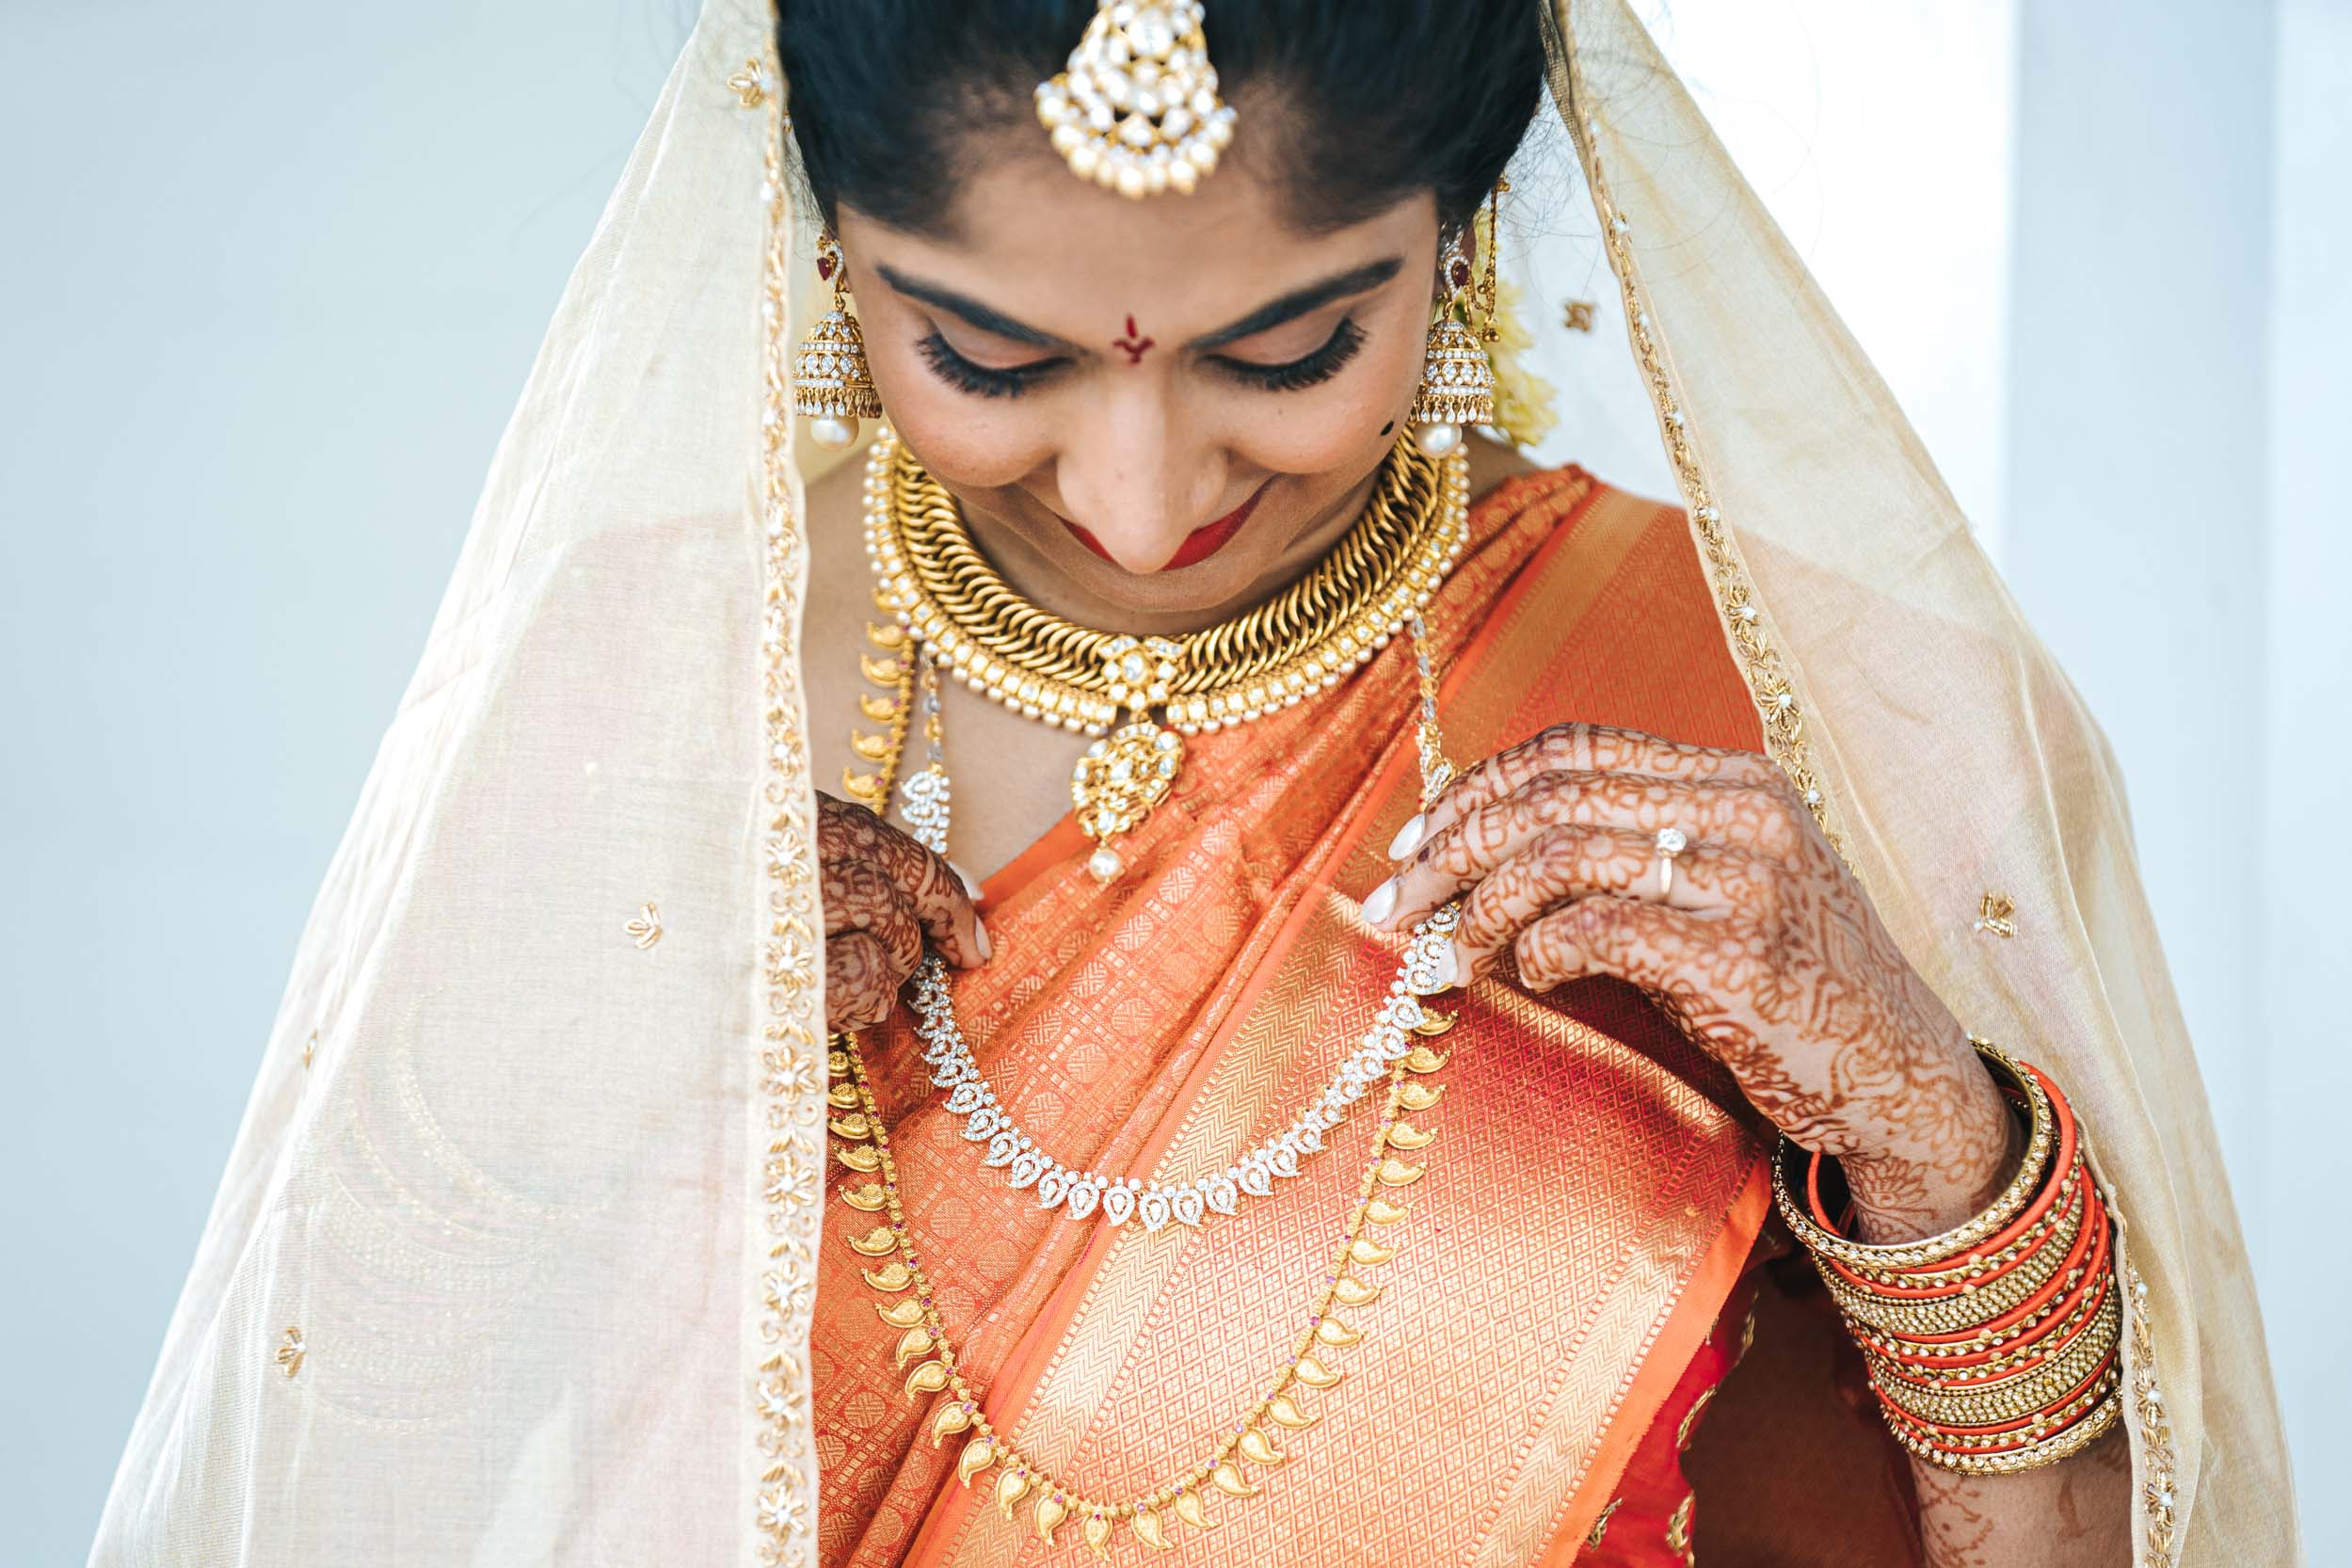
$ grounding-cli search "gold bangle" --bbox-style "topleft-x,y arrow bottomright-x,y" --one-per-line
1856,1257 -> 2116,1376
1773,1039 -> 2054,1272
1821,1169 -> 2088,1336
1869,1292 -> 2120,1427
1881,1375 -> 2123,1475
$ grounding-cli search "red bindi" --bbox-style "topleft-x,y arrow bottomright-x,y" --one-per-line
1111,314 -> 1156,365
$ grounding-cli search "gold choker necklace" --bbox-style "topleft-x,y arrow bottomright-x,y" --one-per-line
862,427 -> 1468,879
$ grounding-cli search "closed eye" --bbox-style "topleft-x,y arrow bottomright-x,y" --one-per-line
1209,316 -> 1367,392
916,331 -> 1066,398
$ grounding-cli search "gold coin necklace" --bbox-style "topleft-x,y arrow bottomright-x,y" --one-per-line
862,424 -> 1468,880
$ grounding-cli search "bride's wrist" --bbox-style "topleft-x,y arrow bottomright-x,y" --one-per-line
1839,1054 -> 2025,1243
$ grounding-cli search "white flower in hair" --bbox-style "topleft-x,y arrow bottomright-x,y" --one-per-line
1033,2 -> 1238,199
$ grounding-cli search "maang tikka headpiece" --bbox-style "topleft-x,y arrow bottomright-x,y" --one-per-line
1034,2 -> 1236,199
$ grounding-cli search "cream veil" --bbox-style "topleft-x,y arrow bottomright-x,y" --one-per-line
89,1 -> 2295,1563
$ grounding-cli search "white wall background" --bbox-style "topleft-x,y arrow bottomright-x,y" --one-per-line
3,2 -> 2339,1561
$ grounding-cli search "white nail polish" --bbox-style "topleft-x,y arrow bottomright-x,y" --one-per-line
948,858 -> 984,901
973,919 -> 992,962
1430,941 -> 1461,990
1386,813 -> 1427,860
1361,877 -> 1399,926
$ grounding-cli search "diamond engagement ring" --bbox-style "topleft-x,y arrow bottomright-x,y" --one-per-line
1655,825 -> 1688,900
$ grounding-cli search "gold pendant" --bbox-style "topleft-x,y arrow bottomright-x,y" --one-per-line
1070,636 -> 1186,882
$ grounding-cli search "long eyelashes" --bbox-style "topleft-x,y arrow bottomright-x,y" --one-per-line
915,331 -> 1064,399
913,317 -> 1369,400
1212,316 -> 1367,392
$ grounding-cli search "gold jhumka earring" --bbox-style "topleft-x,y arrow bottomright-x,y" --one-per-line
792,233 -> 882,450
1410,185 -> 1504,457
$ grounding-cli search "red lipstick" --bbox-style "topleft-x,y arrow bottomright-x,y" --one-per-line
1065,481 -> 1271,572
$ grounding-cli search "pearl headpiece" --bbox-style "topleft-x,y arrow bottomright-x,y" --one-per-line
1033,2 -> 1237,199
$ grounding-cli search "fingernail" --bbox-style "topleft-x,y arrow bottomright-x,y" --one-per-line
1429,940 -> 1461,990
949,858 -> 984,901
1386,813 -> 1427,860
1361,877 -> 1399,927
973,918 -> 992,962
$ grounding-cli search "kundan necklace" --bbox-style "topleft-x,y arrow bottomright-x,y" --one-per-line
829,552 -> 1473,1547
861,423 -> 1469,880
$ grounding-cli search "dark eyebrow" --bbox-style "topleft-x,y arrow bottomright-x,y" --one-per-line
873,264 -> 1069,348
1188,257 -> 1406,350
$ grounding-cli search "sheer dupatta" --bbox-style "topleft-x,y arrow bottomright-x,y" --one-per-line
90,2 -> 2293,1564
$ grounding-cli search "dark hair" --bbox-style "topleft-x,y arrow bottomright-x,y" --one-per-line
777,1 -> 1548,241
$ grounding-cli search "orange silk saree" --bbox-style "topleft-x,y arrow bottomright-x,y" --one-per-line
812,469 -> 1908,1565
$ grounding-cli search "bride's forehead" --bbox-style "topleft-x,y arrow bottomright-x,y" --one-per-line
851,139 -> 1431,325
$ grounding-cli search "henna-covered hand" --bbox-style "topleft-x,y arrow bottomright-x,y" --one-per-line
818,792 -> 988,1032
1365,722 -> 2015,1242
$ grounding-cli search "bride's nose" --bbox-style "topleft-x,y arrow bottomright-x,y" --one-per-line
1051,391 -> 1225,573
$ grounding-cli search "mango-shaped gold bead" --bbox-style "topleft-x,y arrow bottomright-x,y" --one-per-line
1208,1462 -> 1258,1497
861,1261 -> 913,1292
1033,1493 -> 1068,1543
954,1432 -> 996,1485
1397,1080 -> 1446,1112
1265,1392 -> 1319,1429
1239,1427 -> 1288,1466
903,1359 -> 951,1400
846,1224 -> 897,1256
1291,1354 -> 1344,1389
1314,1315 -> 1362,1347
1173,1490 -> 1219,1531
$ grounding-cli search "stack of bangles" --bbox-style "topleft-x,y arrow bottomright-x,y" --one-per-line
1771,1038 -> 2124,1474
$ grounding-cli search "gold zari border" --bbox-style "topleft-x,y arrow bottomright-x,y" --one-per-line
752,59 -> 824,1565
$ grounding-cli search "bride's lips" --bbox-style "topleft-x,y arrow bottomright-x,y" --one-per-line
1064,480 -> 1272,572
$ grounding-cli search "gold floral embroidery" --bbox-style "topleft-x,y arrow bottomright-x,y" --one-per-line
1562,299 -> 1596,332
1665,1491 -> 1696,1563
1586,1496 -> 1622,1547
1974,891 -> 2018,939
2124,1260 -> 2179,1566
751,56 -> 823,1565
275,1325 -> 305,1379
1562,49 -> 1839,861
624,902 -> 664,949
1676,1383 -> 1719,1451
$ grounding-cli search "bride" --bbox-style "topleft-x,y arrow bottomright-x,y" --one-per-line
92,2 -> 2295,1564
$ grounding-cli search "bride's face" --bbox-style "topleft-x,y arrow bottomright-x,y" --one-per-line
835,127 -> 1439,621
